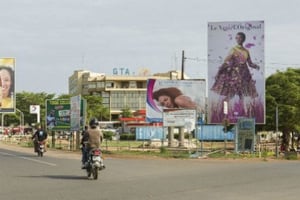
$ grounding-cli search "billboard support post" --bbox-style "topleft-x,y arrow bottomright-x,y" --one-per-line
223,101 -> 228,155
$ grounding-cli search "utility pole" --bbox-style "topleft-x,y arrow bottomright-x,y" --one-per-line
179,50 -> 185,148
276,105 -> 279,158
181,50 -> 185,80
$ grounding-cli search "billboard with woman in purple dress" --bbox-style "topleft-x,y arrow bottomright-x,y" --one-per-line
207,21 -> 265,124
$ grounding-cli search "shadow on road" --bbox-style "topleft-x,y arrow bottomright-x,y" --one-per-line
19,175 -> 87,180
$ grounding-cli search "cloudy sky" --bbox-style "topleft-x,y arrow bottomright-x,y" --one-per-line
1,0 -> 300,94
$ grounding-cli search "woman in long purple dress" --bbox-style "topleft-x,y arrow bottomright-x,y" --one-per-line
211,32 -> 260,117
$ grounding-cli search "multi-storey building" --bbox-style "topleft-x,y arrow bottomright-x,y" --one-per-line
69,69 -> 182,120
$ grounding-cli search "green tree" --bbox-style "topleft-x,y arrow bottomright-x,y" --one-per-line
56,94 -> 72,99
13,92 -> 55,126
265,68 -> 300,151
83,95 -> 110,122
120,106 -> 133,118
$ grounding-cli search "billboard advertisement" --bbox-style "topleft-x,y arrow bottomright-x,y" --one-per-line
70,95 -> 81,131
207,21 -> 265,124
163,109 -> 196,131
236,118 -> 256,152
146,79 -> 206,122
136,127 -> 165,140
46,99 -> 86,131
0,58 -> 15,113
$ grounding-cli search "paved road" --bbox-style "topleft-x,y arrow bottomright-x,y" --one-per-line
0,143 -> 299,200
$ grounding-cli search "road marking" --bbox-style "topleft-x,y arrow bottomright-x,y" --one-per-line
0,151 -> 57,167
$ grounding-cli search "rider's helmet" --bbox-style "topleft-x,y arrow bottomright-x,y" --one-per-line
89,118 -> 99,129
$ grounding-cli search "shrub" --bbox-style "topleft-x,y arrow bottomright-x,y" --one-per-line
173,133 -> 190,140
120,133 -> 136,141
103,131 -> 115,141
284,151 -> 298,160
160,146 -> 167,154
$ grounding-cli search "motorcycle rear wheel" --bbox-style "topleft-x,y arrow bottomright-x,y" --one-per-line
37,151 -> 43,157
92,168 -> 98,180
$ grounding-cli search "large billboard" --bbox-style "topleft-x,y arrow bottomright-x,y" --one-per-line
146,79 -> 206,122
0,58 -> 16,113
46,99 -> 86,131
207,21 -> 265,124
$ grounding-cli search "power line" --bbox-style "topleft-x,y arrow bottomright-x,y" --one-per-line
184,57 -> 300,69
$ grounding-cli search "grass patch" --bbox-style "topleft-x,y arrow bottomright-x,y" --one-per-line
19,141 -> 34,148
102,149 -> 190,159
103,140 -> 144,148
284,152 -> 298,160
207,151 -> 259,159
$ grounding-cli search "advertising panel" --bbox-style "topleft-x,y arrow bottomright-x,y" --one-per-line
0,58 -> 15,113
236,118 -> 256,152
146,79 -> 206,122
207,21 -> 265,124
135,127 -> 165,140
163,109 -> 196,131
46,99 -> 85,131
70,95 -> 81,131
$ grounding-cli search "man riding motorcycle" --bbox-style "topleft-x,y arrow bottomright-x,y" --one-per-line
81,126 -> 89,168
32,124 -> 48,152
81,118 -> 105,169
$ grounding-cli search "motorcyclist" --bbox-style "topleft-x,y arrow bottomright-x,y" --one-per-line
82,118 -> 105,169
32,124 -> 48,152
81,126 -> 89,168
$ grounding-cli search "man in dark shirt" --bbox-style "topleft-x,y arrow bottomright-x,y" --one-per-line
32,124 -> 48,152
81,126 -> 89,168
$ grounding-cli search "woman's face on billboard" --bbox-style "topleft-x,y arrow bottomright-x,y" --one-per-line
157,95 -> 174,108
235,34 -> 244,45
0,69 -> 12,98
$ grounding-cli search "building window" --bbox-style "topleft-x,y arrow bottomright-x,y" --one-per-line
137,81 -> 144,88
106,82 -> 114,88
97,82 -> 105,88
88,83 -> 96,88
109,91 -> 146,110
129,81 -> 136,88
102,92 -> 110,97
121,81 -> 129,88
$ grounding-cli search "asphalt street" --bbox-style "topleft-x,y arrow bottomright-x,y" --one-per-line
0,143 -> 299,200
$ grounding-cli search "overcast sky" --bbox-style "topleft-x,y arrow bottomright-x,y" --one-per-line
1,0 -> 300,94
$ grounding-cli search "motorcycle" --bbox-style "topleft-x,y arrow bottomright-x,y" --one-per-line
37,141 -> 45,157
85,148 -> 105,180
